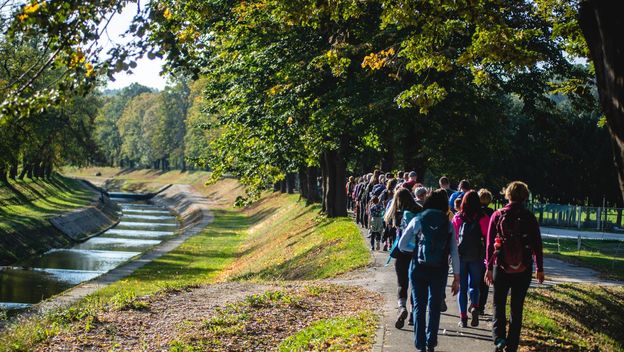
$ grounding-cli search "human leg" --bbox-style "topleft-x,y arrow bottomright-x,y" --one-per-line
394,252 -> 411,328
492,267 -> 511,348
426,267 -> 445,349
506,270 -> 532,352
411,267 -> 429,351
458,260 -> 469,317
467,260 -> 483,326
478,262 -> 489,314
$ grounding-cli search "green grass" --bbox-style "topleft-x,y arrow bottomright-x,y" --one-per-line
62,167 -> 212,192
542,238 -> 624,280
224,193 -> 370,281
0,176 -> 94,233
0,208 -> 247,352
0,192 -> 371,351
524,284 -> 624,351
277,311 -> 378,352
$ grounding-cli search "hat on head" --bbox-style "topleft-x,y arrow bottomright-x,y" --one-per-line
408,171 -> 417,178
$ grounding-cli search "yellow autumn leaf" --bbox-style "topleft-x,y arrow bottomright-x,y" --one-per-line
85,62 -> 95,77
163,8 -> 172,20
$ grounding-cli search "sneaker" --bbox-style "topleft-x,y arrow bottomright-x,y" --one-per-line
478,308 -> 486,316
440,300 -> 447,312
471,309 -> 479,327
458,317 -> 468,328
395,307 -> 408,329
493,338 -> 506,352
382,244 -> 388,251
408,312 -> 414,326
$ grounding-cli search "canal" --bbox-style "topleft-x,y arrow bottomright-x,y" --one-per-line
0,197 -> 178,312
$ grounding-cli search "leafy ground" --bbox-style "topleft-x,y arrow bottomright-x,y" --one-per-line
0,176 -> 94,232
0,179 -> 374,352
542,238 -> 624,280
522,283 -> 624,351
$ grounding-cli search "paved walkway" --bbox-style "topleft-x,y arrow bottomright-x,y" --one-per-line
541,226 -> 624,241
337,224 -> 622,352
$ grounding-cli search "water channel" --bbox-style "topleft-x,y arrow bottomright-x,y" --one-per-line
0,197 -> 178,312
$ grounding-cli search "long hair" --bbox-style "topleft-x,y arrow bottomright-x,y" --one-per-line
423,189 -> 449,212
396,188 -> 421,213
459,190 -> 483,219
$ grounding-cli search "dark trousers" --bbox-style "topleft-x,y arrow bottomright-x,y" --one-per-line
395,251 -> 413,308
492,266 -> 532,352
410,263 -> 447,350
479,262 -> 489,311
369,231 -> 381,248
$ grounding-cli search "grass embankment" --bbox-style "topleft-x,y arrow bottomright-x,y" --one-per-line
542,238 -> 624,280
0,187 -> 373,351
0,176 -> 94,233
62,167 -> 213,193
523,284 -> 624,351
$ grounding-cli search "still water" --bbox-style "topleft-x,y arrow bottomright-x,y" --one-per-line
0,198 -> 178,311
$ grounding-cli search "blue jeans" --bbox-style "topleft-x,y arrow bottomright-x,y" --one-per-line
458,259 -> 483,314
410,262 -> 447,350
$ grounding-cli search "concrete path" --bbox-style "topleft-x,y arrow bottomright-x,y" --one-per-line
541,226 -> 624,241
338,225 -> 622,352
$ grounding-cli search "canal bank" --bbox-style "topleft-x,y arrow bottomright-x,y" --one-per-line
0,179 -> 121,266
33,184 -> 213,314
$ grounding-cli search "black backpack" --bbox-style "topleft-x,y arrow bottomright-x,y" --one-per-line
458,217 -> 485,262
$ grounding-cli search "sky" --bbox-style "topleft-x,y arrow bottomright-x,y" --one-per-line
101,4 -> 167,91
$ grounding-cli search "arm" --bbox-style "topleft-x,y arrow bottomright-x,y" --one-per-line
479,214 -> 490,240
529,213 -> 544,273
398,217 -> 420,253
448,223 -> 460,275
486,211 -> 500,271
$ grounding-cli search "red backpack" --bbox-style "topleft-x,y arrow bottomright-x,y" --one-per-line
494,208 -> 533,273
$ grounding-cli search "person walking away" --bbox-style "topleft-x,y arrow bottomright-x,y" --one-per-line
381,179 -> 398,251
439,176 -> 455,200
449,179 -> 471,213
452,191 -> 489,328
402,171 -> 418,191
414,186 -> 428,207
368,196 -> 384,250
353,177 -> 365,225
385,188 -> 422,329
398,189 -> 460,352
477,188 -> 494,315
346,176 -> 356,211
486,181 -> 545,352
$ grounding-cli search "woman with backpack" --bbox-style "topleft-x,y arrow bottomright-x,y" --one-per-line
452,190 -> 490,328
398,189 -> 460,352
385,187 -> 422,329
485,181 -> 544,352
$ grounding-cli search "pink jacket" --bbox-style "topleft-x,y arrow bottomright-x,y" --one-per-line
452,213 -> 490,242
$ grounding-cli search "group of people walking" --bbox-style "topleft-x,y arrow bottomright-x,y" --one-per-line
346,172 -> 545,352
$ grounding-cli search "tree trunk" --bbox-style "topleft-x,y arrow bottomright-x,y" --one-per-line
322,149 -> 347,217
320,156 -> 327,213
44,162 -> 53,179
579,1 -> 624,204
0,164 -> 7,184
26,163 -> 34,179
280,179 -> 287,193
306,166 -> 321,204
9,161 -> 17,179
299,169 -> 308,200
18,160 -> 28,180
286,173 -> 296,194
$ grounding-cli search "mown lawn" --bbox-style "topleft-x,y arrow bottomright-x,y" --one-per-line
523,283 -> 624,351
542,238 -> 624,280
0,176 -> 94,232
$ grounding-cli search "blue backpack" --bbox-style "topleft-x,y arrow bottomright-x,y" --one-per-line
415,209 -> 451,267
